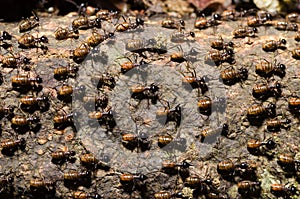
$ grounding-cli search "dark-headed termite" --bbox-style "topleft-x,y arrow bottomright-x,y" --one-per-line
0,31 -> 12,42
273,21 -> 298,31
157,135 -> 186,148
11,115 -> 40,128
270,184 -> 297,197
83,94 -> 108,110
211,37 -> 234,51
162,160 -> 192,171
73,191 -> 102,199
181,67 -> 209,94
266,117 -> 291,132
119,173 -> 147,184
54,27 -> 79,40
246,103 -> 276,123
116,16 -> 144,32
130,83 -> 160,105
119,58 -> 147,73
262,38 -> 286,52
87,30 -> 114,47
19,12 -> 39,32
161,18 -> 185,29
63,170 -> 91,181
221,8 -> 239,21
156,104 -> 181,127
247,10 -> 272,27
255,59 -> 286,78
220,67 -> 248,85
277,153 -> 300,171
72,16 -> 101,30
96,9 -> 118,21
0,54 -> 31,68
51,149 -> 76,163
18,33 -> 48,49
197,96 -> 225,116
292,47 -> 300,59
11,73 -> 42,88
1,138 -> 26,153
247,138 -> 276,154
197,123 -> 229,143
53,112 -> 76,130
91,73 -> 116,89
232,26 -> 258,38
154,191 -> 183,199
205,49 -> 235,66
194,13 -> 221,29
288,96 -> 300,113
286,13 -> 299,22
30,179 -> 55,190
121,132 -> 150,151
72,42 -> 90,63
185,175 -> 213,189
0,105 -> 14,118
20,95 -> 49,106
88,110 -> 115,128
237,180 -> 261,194
54,65 -> 79,80
252,81 -> 282,100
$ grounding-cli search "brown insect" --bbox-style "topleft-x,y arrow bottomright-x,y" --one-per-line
162,18 -> 185,29
54,65 -> 79,80
72,16 -> 101,30
11,74 -> 42,88
246,103 -> 276,122
162,160 -> 192,171
274,21 -> 298,31
63,170 -> 90,181
1,138 -> 26,152
157,135 -> 186,148
156,104 -> 181,127
252,81 -> 282,100
96,9 -> 118,21
19,12 -> 39,32
54,27 -> 79,40
154,191 -> 182,199
18,33 -> 48,49
116,16 -> 144,32
211,37 -> 234,50
20,95 -> 48,106
247,138 -> 276,154
205,49 -> 235,66
73,191 -> 101,199
286,12 -> 299,22
194,13 -> 221,29
270,184 -> 297,197
277,153 -> 300,171
72,42 -> 90,63
0,54 -> 31,68
291,47 -> 300,59
51,149 -> 76,163
220,67 -> 248,85
91,73 -> 116,89
247,10 -> 272,27
262,38 -> 286,52
30,179 -> 55,190
295,32 -> 300,42
255,59 -> 286,78
185,175 -> 213,188
83,94 -> 108,110
232,26 -> 258,38
221,8 -> 239,21
11,115 -> 40,127
288,96 -> 300,113
266,117 -> 291,131
119,173 -> 147,184
197,124 -> 229,143
237,180 -> 261,194
86,30 -> 114,47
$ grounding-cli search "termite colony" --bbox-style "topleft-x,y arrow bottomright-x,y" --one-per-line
0,2 -> 299,199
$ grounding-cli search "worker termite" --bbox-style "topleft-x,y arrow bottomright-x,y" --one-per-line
180,67 -> 209,95
53,65 -> 79,80
121,132 -> 151,151
266,117 -> 291,132
273,21 -> 298,31
194,13 -> 221,30
246,103 -> 276,125
270,183 -> 297,198
232,26 -> 258,38
71,42 -> 90,63
19,11 -> 39,33
252,81 -> 282,100
90,73 -> 116,90
18,33 -> 48,50
130,83 -> 160,105
156,103 -> 181,127
86,29 -> 114,47
115,16 -> 144,32
196,123 -> 229,143
73,191 -> 102,199
262,38 -> 286,52
1,138 -> 26,154
20,94 -> 50,112
205,49 -> 235,66
51,149 -> 76,164
53,111 -> 77,130
54,27 -> 79,40
255,59 -> 286,78
11,73 -> 42,92
277,153 -> 300,172
237,180 -> 261,196
30,178 -> 56,191
11,115 -> 40,133
161,18 -> 185,29
247,138 -> 276,155
220,67 -> 248,86
0,53 -> 31,69
288,96 -> 300,114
